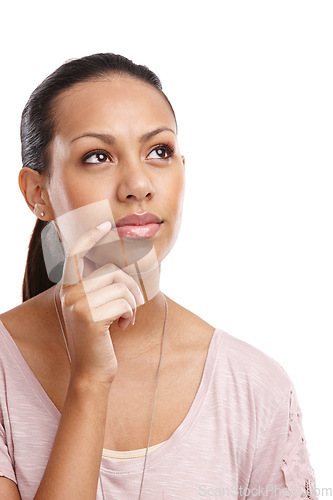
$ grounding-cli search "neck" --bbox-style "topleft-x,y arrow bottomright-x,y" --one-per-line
110,289 -> 167,354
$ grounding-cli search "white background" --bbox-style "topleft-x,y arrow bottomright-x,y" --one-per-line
0,0 -> 332,492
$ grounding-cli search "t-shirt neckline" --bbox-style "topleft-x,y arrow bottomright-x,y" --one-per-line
0,319 -> 225,474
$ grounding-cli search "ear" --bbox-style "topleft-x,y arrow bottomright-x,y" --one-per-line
18,167 -> 55,221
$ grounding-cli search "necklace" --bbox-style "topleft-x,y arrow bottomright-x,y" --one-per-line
53,284 -> 168,500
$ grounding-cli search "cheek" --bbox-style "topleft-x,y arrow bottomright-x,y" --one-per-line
160,171 -> 185,240
169,172 -> 185,216
67,184 -> 94,206
50,169 -> 109,216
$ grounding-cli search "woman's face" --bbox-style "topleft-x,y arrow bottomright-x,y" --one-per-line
45,75 -> 185,272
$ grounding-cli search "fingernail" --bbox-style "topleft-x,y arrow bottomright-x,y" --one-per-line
97,221 -> 111,231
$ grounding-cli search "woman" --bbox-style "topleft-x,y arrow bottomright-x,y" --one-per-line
0,53 -> 317,499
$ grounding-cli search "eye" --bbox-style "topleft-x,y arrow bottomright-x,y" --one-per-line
82,150 -> 112,164
147,144 -> 174,160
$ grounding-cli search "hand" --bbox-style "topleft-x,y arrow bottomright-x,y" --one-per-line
58,221 -> 145,385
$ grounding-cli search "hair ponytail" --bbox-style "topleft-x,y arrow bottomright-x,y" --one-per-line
22,219 -> 54,302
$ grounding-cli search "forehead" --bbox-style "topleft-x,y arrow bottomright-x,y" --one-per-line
52,76 -> 176,138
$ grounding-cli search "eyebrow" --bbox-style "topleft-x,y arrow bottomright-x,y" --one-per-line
71,127 -> 176,144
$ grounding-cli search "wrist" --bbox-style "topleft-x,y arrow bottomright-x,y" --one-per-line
68,373 -> 112,399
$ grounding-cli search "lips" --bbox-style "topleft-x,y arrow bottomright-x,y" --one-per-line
112,212 -> 163,238
114,212 -> 162,227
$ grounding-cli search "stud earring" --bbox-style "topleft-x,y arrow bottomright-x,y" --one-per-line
40,212 -> 45,217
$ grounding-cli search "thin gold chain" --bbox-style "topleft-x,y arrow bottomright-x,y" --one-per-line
53,284 -> 168,499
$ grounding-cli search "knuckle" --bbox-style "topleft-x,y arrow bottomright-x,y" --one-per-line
114,281 -> 127,293
62,289 -> 75,308
106,263 -> 121,276
119,298 -> 131,312
61,284 -> 83,308
72,299 -> 89,318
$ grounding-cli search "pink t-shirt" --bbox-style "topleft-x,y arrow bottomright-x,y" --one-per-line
0,321 -> 317,499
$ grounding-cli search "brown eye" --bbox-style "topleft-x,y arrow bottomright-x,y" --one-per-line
147,145 -> 174,160
82,150 -> 112,164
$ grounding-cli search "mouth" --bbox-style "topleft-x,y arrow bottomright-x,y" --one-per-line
112,212 -> 163,238
112,222 -> 163,238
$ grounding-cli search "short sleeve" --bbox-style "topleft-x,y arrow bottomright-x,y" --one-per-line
0,422 -> 16,484
247,386 -> 318,499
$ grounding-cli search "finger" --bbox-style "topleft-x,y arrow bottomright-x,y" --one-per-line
62,221 -> 113,285
91,297 -> 133,323
82,263 -> 145,307
85,282 -> 136,313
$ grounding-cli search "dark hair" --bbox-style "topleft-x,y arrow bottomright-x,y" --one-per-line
21,53 -> 177,302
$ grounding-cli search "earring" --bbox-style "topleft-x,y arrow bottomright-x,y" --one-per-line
40,212 -> 45,217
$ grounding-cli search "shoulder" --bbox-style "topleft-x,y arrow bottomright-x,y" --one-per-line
0,287 -> 55,343
213,329 -> 292,406
0,287 -> 60,380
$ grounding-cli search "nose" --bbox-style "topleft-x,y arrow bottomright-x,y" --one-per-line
117,158 -> 156,202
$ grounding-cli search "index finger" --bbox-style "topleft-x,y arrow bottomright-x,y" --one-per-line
61,221 -> 113,285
